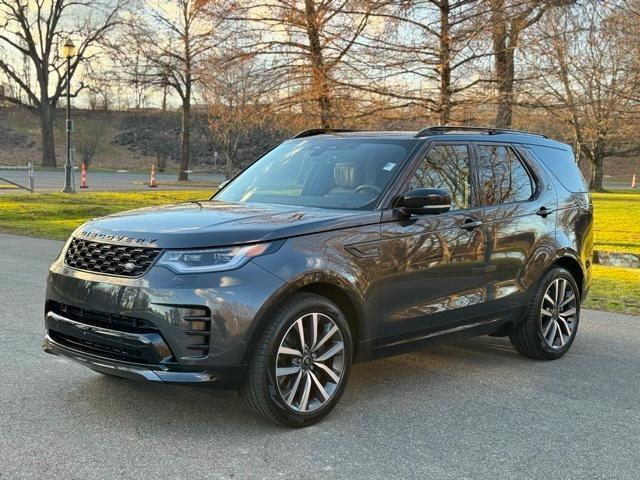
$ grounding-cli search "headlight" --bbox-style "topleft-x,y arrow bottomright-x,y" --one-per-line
156,243 -> 270,274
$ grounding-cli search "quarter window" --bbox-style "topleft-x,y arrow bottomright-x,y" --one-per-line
476,145 -> 534,205
408,144 -> 472,210
528,145 -> 588,192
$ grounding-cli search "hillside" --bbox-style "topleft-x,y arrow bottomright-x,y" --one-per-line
0,107 -> 283,173
0,107 -> 638,186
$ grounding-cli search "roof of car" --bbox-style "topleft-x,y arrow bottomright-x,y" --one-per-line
290,127 -> 570,149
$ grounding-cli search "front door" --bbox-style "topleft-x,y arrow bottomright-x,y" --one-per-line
378,143 -> 489,344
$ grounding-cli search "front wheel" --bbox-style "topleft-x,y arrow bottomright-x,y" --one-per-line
240,293 -> 352,427
510,267 -> 580,360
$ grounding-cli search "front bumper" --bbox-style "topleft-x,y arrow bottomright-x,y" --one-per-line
43,332 -> 245,386
44,256 -> 285,386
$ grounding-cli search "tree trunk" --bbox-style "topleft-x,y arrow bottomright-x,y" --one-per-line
179,100 -> 190,181
304,0 -> 332,128
225,153 -> 232,180
588,154 -> 605,192
438,0 -> 452,125
491,0 -> 514,128
161,81 -> 168,112
157,153 -> 167,172
40,103 -> 57,167
494,49 -> 514,128
178,17 -> 192,182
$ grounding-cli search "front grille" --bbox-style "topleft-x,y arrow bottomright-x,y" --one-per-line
64,238 -> 161,276
50,302 -> 158,334
50,331 -> 150,364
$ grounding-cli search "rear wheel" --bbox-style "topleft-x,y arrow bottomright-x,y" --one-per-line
510,267 -> 580,360
240,293 -> 352,427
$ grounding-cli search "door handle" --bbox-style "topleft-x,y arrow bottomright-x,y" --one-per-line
460,219 -> 482,231
535,206 -> 553,217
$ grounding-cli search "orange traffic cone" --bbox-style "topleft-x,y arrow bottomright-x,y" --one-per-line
149,164 -> 158,188
632,173 -> 637,189
80,163 -> 89,189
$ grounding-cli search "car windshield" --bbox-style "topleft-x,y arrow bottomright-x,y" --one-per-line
215,137 -> 418,210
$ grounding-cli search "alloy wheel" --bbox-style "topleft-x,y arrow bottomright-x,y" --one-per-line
540,278 -> 577,349
275,312 -> 345,413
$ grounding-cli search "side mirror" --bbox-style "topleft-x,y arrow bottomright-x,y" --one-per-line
398,188 -> 451,216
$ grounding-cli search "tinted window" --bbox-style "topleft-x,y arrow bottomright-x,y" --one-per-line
476,145 -> 534,205
528,145 -> 588,192
216,138 -> 418,210
408,144 -> 472,210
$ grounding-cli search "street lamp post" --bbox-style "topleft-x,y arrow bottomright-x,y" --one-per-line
62,38 -> 76,193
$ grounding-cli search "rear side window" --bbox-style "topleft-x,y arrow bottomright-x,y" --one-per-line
476,145 -> 534,205
528,145 -> 588,192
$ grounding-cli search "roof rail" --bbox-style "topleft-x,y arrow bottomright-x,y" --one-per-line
415,126 -> 547,139
291,128 -> 358,139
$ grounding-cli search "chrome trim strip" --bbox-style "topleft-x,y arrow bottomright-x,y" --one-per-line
382,318 -> 503,348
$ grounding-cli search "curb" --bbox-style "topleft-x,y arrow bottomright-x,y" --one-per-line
593,250 -> 640,268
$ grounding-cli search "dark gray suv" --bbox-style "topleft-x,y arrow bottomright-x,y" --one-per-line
43,126 -> 593,427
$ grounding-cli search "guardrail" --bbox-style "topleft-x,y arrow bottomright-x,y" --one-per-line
0,164 -> 34,192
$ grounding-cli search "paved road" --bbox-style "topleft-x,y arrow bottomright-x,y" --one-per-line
0,168 -> 224,192
1,233 -> 639,479
1,166 -> 636,193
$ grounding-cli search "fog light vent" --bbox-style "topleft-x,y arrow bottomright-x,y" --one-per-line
181,308 -> 211,357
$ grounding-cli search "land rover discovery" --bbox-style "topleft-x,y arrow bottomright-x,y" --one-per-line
43,126 -> 593,427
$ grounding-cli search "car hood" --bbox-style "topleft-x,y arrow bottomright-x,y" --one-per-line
73,200 -> 381,248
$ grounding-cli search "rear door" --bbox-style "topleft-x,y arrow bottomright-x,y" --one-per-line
473,142 -> 558,311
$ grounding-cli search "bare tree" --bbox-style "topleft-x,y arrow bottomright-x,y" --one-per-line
488,0 -> 574,128
103,20 -> 159,110
136,0 -> 224,180
75,117 -> 107,165
355,1 -> 488,125
0,0 -> 126,166
84,67 -> 115,110
522,3 -> 639,191
202,56 -> 275,178
228,0 -> 378,128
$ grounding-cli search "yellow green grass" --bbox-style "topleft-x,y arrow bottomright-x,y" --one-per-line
0,190 -> 638,314
592,192 -> 640,254
585,265 -> 640,314
0,191 -> 208,240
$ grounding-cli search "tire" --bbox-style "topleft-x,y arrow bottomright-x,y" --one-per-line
240,293 -> 353,427
509,267 -> 580,360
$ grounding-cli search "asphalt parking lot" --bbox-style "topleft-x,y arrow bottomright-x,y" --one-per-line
1,233 -> 639,479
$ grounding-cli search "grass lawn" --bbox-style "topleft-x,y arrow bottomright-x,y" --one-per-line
0,189 -> 638,315
592,192 -> 640,254
584,265 -> 640,315
0,191 -> 208,240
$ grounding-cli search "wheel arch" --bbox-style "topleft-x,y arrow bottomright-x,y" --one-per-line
551,255 -> 585,298
241,273 -> 368,364
297,282 -> 361,347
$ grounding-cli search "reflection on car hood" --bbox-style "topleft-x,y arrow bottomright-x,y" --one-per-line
73,200 -> 381,248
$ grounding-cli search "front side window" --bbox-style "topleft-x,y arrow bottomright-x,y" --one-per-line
476,145 -> 534,205
216,138 -> 418,210
408,144 -> 472,210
